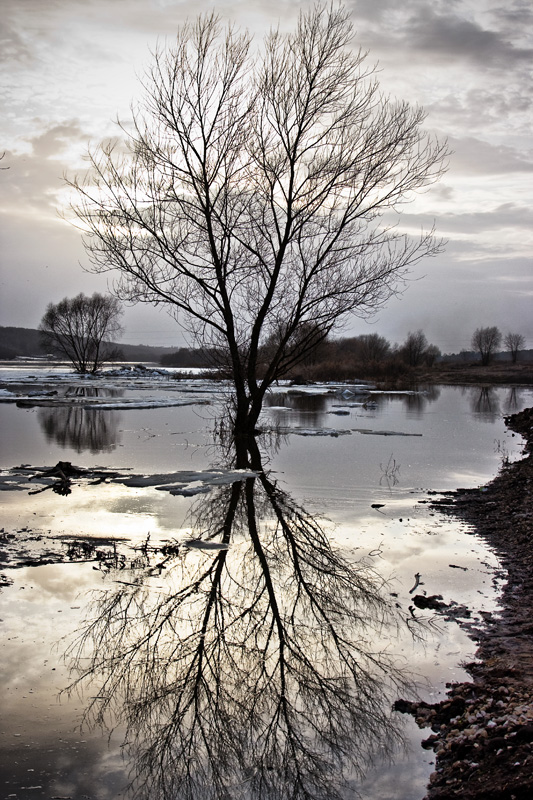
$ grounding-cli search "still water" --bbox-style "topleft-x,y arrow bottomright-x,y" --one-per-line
1,372 -> 531,800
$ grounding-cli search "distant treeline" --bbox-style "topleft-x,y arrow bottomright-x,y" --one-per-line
2,326 -> 530,376
275,332 -> 440,382
0,327 -> 181,363
0,327 -> 44,359
159,347 -> 218,368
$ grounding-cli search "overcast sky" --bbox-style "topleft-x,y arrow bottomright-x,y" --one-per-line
1,0 -> 532,352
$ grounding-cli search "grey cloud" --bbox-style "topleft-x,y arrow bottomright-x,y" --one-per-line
444,204 -> 533,233
404,8 -> 533,68
0,20 -> 35,66
0,121 -> 90,214
26,120 -> 88,158
426,85 -> 532,135
447,135 -> 533,175
404,203 -> 533,235
490,2 -> 533,39
353,1 -> 533,70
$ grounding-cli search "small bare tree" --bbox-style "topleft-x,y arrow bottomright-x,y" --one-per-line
504,331 -> 525,364
357,333 -> 391,363
423,343 -> 441,367
401,329 -> 428,367
471,326 -> 502,366
69,4 -> 448,446
39,292 -> 123,373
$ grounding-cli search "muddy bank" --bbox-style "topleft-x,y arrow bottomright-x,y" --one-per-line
417,363 -> 533,386
397,407 -> 533,799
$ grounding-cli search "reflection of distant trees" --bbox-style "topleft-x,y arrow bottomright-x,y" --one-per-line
65,443 -> 416,800
403,385 -> 441,419
502,387 -> 523,415
265,391 -> 328,428
469,386 -> 501,422
369,385 -> 441,420
38,406 -> 121,453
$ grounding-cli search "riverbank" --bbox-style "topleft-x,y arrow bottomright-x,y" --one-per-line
416,363 -> 533,387
397,407 -> 533,799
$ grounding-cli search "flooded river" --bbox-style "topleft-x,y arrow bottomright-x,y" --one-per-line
1,367 -> 532,799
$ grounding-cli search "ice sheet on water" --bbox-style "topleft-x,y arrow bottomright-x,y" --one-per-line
0,465 -> 258,495
271,426 -> 352,437
117,469 -> 258,496
77,398 -> 210,409
352,428 -> 423,437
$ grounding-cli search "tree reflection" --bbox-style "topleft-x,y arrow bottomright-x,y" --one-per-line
469,386 -> 501,422
403,385 -> 441,419
38,405 -> 121,453
65,443 -> 415,800
502,387 -> 523,415
370,385 -> 441,419
264,391 -> 328,428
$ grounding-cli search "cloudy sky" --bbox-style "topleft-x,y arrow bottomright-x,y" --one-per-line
1,0 -> 532,352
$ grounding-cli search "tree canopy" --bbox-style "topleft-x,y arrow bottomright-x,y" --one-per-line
471,326 -> 502,367
39,292 -> 123,374
70,4 -> 448,439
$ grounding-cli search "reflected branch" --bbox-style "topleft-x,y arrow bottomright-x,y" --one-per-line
64,446 -> 416,799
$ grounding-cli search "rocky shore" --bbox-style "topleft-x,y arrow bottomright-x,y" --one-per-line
396,407 -> 533,799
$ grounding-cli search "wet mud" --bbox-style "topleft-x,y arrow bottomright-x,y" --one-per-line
397,407 -> 533,799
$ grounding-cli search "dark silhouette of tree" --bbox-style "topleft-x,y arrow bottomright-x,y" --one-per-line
471,326 -> 502,366
39,293 -> 123,373
400,329 -> 428,367
356,333 -> 391,363
504,331 -> 525,364
64,443 -> 418,800
69,4 -> 448,446
423,343 -> 441,366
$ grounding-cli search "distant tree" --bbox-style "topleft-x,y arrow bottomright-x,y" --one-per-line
357,333 -> 391,363
401,329 -> 428,367
69,5 -> 448,447
39,293 -> 123,374
471,326 -> 502,366
423,343 -> 441,367
504,332 -> 525,364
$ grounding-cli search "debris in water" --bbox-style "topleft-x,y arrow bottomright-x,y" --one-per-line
184,539 -> 229,551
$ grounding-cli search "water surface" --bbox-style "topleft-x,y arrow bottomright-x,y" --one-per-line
1,371 -> 531,799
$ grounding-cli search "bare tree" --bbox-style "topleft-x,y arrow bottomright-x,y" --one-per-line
423,343 -> 441,367
356,333 -> 391,363
401,329 -> 428,367
504,331 -> 525,364
39,292 -> 123,373
471,326 -> 502,366
69,4 -> 448,445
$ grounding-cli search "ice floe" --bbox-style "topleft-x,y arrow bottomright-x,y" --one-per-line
116,469 -> 258,496
353,428 -> 423,437
272,426 -> 352,437
0,463 -> 258,496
